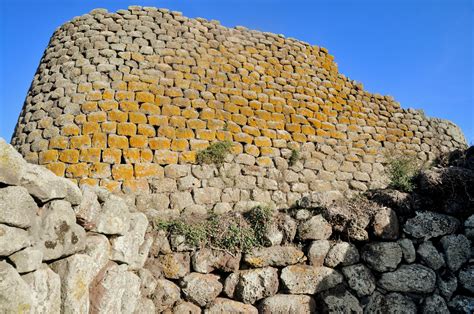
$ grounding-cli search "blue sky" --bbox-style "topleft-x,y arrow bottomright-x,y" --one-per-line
0,0 -> 472,144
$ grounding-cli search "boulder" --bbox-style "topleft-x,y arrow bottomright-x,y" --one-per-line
20,163 -> 67,203
398,238 -> 416,263
307,240 -> 331,266
458,265 -> 474,294
91,194 -> 131,235
403,211 -> 460,240
417,241 -> 445,270
157,252 -> 190,279
258,294 -> 316,314
205,298 -> 258,314
372,207 -> 399,240
244,245 -> 305,267
0,138 -> 27,186
134,298 -> 155,314
230,267 -> 279,304
151,278 -> 181,312
181,273 -> 223,306
365,292 -> 417,314
280,265 -> 343,294
342,264 -> 376,297
319,288 -> 362,314
192,248 -> 241,273
83,233 -> 111,275
422,294 -> 449,314
172,301 -> 201,313
0,224 -> 30,256
137,268 -> 157,298
75,185 -> 101,229
440,234 -> 470,272
324,242 -> 359,267
437,272 -> 458,301
366,189 -> 413,215
361,242 -> 402,272
378,264 -> 436,293
448,295 -> 474,314
0,186 -> 37,228
9,247 -> 43,273
0,261 -> 34,312
22,265 -> 61,313
297,215 -> 332,240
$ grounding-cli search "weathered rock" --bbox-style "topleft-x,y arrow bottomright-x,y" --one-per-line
35,200 -> 86,261
137,268 -> 157,298
91,194 -> 130,235
89,263 -> 141,313
157,252 -> 190,279
398,238 -> 416,263
319,288 -> 362,314
172,301 -> 201,313
440,234 -> 470,272
264,214 -> 297,245
75,185 -> 101,229
459,265 -> 474,293
280,265 -> 343,294
366,189 -> 413,215
361,242 -> 402,272
403,211 -> 460,240
0,186 -> 37,228
378,264 -> 436,293
149,229 -> 172,256
307,240 -> 331,267
0,138 -> 27,186
417,241 -> 445,270
365,292 -> 417,314
297,215 -> 332,240
9,247 -> 43,273
372,207 -> 399,240
244,245 -> 305,267
342,264 -> 376,297
22,265 -> 61,313
50,254 -> 97,313
151,278 -> 181,312
181,273 -> 223,306
205,298 -> 258,314
422,294 -> 449,314
232,267 -> 279,304
465,214 -> 474,240
192,248 -> 241,273
448,295 -> 474,314
0,224 -> 30,256
20,163 -> 68,203
438,272 -> 458,301
0,261 -> 34,312
110,212 -> 148,267
134,298 -> 155,314
325,242 -> 359,267
83,233 -> 110,275
258,294 -> 316,314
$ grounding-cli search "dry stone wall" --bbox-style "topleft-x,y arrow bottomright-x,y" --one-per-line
11,6 -> 466,210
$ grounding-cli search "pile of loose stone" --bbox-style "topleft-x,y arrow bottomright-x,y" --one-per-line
1,135 -> 473,313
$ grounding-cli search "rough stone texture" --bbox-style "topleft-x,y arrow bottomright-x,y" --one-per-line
244,245 -> 305,267
361,242 -> 402,272
22,266 -> 61,313
192,248 -> 241,273
417,241 -> 445,270
231,267 -> 279,304
0,223 -> 30,256
297,215 -> 332,240
342,264 -> 376,297
91,195 -> 130,235
319,288 -> 362,314
181,273 -> 223,306
151,278 -> 181,312
0,186 -> 37,228
324,241 -> 359,267
157,252 -> 190,279
280,265 -> 343,294
440,234 -> 470,272
458,266 -> 474,293
0,261 -> 34,313
448,295 -> 474,313
422,294 -> 450,314
307,240 -> 331,266
365,292 -> 417,314
404,211 -> 460,240
372,207 -> 399,240
258,294 -> 316,314
438,272 -> 458,301
378,264 -> 436,293
398,238 -> 416,263
0,138 -> 27,186
205,298 -> 258,314
9,247 -> 43,273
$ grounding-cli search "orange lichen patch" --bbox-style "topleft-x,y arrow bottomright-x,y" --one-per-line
122,178 -> 149,194
45,162 -> 66,176
101,122 -> 117,134
187,119 -> 206,129
148,115 -> 168,126
116,90 -> 135,101
62,124 -> 81,136
108,134 -> 129,149
82,101 -> 98,113
83,122 -> 101,135
256,156 -> 273,167
292,133 -> 307,143
98,100 -> 118,111
136,91 -> 155,103
234,132 -> 253,144
254,136 -> 272,147
171,139 -> 189,151
157,126 -> 176,139
134,163 -> 163,178
137,124 -> 156,137
162,105 -> 180,116
130,135 -> 148,148
66,163 -> 89,178
123,149 -> 141,163
108,110 -> 128,122
59,149 -> 80,163
49,136 -> 68,149
196,129 -> 216,141
89,163 -> 111,179
179,151 -> 197,163
88,111 -> 107,123
99,179 -> 121,193
128,112 -> 147,124
119,101 -> 139,112
117,122 -> 137,136
154,150 -> 179,164
176,128 -> 194,139
70,135 -> 91,149
80,148 -> 101,163
38,150 -> 59,164
92,133 -> 107,148
112,164 -> 134,180
244,144 -> 260,157
149,137 -> 171,150
140,149 -> 154,162
79,178 -> 99,187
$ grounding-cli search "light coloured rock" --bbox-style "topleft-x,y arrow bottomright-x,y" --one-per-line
83,233 -> 110,275
398,238 -> 416,263
0,186 -> 37,228
110,212 -> 148,267
280,265 -> 343,294
213,202 -> 233,215
417,241 -> 445,270
440,234 -> 470,272
134,298 -> 155,314
50,254 -> 97,313
92,194 -> 130,235
459,265 -> 474,293
319,288 -> 362,314
89,263 -> 141,313
170,191 -> 194,210
307,240 -> 331,266
403,211 -> 460,240
137,268 -> 157,298
192,248 -> 241,273
342,264 -> 376,297
151,278 -> 181,312
20,163 -> 67,203
365,292 -> 417,314
35,200 -> 86,261
193,187 -> 222,204
0,223 -> 30,256
9,247 -> 43,273
181,273 -> 223,306
244,246 -> 305,267
75,185 -> 101,229
297,215 -> 332,240
325,242 -> 359,267
372,207 -> 399,240
232,267 -> 279,304
0,261 -> 34,312
378,264 -> 436,293
158,252 -> 190,279
362,242 -> 402,272
258,294 -> 316,314
22,265 -> 61,313
0,138 -> 27,185
422,294 -> 449,314
205,298 -> 258,314
172,301 -> 201,313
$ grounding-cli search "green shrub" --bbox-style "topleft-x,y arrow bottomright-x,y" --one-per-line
196,141 -> 233,165
386,155 -> 419,192
288,149 -> 299,166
